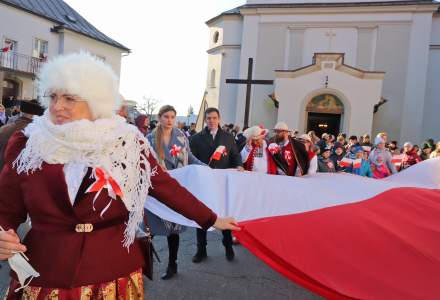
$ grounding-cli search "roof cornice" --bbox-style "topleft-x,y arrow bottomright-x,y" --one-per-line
240,1 -> 440,15
207,44 -> 241,54
276,53 -> 385,80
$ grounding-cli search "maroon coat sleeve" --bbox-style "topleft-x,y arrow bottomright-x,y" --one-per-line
146,152 -> 217,230
0,132 -> 28,231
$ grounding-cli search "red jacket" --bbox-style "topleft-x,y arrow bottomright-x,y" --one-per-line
0,132 -> 217,288
402,149 -> 422,170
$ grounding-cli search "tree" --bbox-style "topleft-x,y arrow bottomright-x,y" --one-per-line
137,96 -> 160,119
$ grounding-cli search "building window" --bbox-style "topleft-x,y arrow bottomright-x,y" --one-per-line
91,53 -> 106,61
33,38 -> 48,60
2,39 -> 18,69
213,31 -> 220,44
3,39 -> 17,52
210,69 -> 216,87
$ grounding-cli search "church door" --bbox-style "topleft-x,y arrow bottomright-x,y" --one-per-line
305,94 -> 344,137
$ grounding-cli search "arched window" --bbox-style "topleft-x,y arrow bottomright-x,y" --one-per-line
213,31 -> 220,44
210,69 -> 216,87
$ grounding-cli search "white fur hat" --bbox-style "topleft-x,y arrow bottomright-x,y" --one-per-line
38,52 -> 122,119
374,136 -> 385,146
299,134 -> 311,142
273,121 -> 289,131
243,126 -> 269,141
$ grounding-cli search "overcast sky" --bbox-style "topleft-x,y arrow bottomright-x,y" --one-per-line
64,0 -> 245,116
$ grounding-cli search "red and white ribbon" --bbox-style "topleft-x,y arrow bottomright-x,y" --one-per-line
268,143 -> 281,155
86,167 -> 123,218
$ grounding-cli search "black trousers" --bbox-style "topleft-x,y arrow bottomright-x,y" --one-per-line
196,228 -> 232,248
167,233 -> 179,264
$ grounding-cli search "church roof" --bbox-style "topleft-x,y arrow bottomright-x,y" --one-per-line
243,0 -> 437,9
208,0 -> 438,24
206,6 -> 242,24
0,0 -> 130,52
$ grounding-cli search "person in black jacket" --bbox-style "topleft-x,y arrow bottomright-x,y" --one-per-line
190,107 -> 243,262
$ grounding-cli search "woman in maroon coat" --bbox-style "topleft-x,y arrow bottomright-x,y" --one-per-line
0,53 -> 238,299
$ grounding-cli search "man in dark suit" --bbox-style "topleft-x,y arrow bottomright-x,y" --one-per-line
190,107 -> 243,262
0,100 -> 44,170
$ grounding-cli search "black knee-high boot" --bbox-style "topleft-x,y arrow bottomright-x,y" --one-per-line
161,234 -> 179,280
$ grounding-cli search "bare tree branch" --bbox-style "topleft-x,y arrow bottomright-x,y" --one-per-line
137,96 -> 160,119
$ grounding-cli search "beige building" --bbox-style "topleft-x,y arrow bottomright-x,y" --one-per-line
0,0 -> 129,108
205,0 -> 440,144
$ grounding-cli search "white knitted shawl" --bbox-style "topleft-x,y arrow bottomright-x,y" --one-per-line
13,112 -> 152,249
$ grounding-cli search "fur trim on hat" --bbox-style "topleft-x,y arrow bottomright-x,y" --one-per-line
243,126 -> 269,140
38,52 -> 121,119
299,134 -> 311,142
374,136 -> 385,146
274,122 -> 289,131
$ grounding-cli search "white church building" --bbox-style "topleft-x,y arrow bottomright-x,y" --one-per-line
204,0 -> 440,144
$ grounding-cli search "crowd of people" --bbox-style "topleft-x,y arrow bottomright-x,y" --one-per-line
133,110 -> 439,181
0,52 -> 438,299
306,132 -> 439,178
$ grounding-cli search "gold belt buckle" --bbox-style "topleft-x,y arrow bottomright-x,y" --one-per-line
75,223 -> 94,233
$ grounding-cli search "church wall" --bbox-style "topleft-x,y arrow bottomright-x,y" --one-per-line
398,13 -> 433,144
431,15 -> 440,44
208,17 -> 242,49
253,24 -> 287,128
222,19 -> 244,46
371,23 -> 411,142
206,17 -> 243,124
205,52 -> 222,110
422,15 -> 440,142
234,15 -> 260,126
218,48 -> 242,124
423,49 -> 440,142
356,27 -> 377,70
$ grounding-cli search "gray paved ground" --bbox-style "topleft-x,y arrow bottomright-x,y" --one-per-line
147,229 -> 321,300
0,229 -> 321,300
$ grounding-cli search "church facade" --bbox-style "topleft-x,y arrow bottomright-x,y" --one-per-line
204,0 -> 440,144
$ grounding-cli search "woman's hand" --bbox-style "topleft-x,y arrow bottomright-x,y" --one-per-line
213,217 -> 241,231
0,229 -> 27,260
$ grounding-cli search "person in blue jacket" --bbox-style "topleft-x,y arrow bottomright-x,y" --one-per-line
347,146 -> 373,178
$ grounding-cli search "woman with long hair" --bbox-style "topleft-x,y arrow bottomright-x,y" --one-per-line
146,105 -> 205,280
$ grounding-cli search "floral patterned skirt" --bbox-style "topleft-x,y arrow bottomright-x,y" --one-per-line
5,268 -> 144,300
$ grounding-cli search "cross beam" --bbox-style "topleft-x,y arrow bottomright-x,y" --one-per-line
226,58 -> 273,128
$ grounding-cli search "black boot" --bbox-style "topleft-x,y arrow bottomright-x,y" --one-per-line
222,230 -> 235,261
161,262 -> 177,280
192,246 -> 207,263
225,245 -> 235,261
161,234 -> 179,280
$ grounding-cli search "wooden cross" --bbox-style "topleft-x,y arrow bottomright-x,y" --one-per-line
226,58 -> 273,128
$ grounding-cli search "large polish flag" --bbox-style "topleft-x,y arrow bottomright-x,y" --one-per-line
146,158 -> 440,299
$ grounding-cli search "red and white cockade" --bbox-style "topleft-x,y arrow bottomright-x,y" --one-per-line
169,144 -> 182,157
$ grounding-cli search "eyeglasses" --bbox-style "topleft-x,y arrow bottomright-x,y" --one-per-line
42,93 -> 85,109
